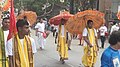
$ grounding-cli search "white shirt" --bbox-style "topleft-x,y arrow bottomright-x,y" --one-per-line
99,26 -> 107,36
82,28 -> 97,46
35,23 -> 45,32
61,25 -> 65,36
3,30 -> 9,57
6,36 -> 37,56
110,25 -> 119,34
19,39 -> 24,50
82,28 -> 97,37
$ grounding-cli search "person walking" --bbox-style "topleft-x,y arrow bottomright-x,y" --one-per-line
101,31 -> 120,67
82,20 -> 99,67
7,19 -> 37,67
110,22 -> 119,34
35,18 -> 46,50
99,24 -> 107,48
57,19 -> 68,64
0,17 -> 10,67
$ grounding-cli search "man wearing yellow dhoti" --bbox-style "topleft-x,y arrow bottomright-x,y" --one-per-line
82,20 -> 99,67
0,18 -> 10,67
7,19 -> 37,67
57,19 -> 68,64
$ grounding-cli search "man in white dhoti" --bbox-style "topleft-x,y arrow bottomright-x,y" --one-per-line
35,18 -> 46,50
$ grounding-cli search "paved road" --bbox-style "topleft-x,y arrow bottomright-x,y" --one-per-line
31,30 -> 109,67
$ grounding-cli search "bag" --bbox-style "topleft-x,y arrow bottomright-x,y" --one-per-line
43,32 -> 47,38
105,32 -> 109,36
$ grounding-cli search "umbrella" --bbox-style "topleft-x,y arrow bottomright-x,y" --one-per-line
65,10 -> 105,34
117,11 -> 120,20
49,11 -> 74,25
17,11 -> 37,26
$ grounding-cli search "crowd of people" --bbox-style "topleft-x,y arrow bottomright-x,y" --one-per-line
34,17 -> 120,67
46,19 -> 120,67
1,14 -> 120,67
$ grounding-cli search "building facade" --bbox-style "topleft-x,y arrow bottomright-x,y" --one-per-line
99,0 -> 120,20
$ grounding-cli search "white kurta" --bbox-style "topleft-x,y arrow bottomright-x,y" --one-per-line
35,23 -> 46,49
6,37 -> 37,56
3,30 -> 9,57
110,25 -> 119,34
82,28 -> 97,46
61,25 -> 65,36
99,26 -> 107,36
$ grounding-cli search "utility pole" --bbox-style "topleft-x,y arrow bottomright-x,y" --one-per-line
70,0 -> 74,14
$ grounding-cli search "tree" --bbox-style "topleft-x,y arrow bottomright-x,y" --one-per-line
14,0 -> 98,18
74,0 -> 97,11
14,0 -> 69,18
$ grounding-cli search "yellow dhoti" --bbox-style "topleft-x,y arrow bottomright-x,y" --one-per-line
82,45 -> 97,67
57,25 -> 68,60
57,36 -> 68,60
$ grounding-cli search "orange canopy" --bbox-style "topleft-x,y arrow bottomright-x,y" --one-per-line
49,11 -> 74,25
65,10 -> 105,34
17,11 -> 37,26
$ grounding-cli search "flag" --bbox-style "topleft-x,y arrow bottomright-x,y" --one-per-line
7,0 -> 17,40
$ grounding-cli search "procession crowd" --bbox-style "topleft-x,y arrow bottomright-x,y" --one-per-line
0,10 -> 120,67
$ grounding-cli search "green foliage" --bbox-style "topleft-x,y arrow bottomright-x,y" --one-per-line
14,0 -> 97,17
